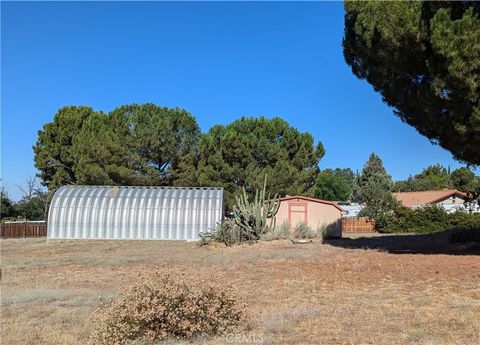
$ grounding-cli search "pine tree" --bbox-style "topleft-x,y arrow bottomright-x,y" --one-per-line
196,117 -> 325,209
357,153 -> 399,223
343,1 -> 480,165
33,106 -> 98,190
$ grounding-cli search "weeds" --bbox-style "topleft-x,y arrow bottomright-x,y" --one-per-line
199,219 -> 242,246
262,221 -> 290,241
1,288 -> 75,307
293,222 -> 316,239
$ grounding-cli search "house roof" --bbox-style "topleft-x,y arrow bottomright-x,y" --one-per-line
277,195 -> 344,211
392,189 -> 466,208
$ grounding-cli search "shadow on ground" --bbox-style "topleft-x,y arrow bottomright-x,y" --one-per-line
326,231 -> 480,255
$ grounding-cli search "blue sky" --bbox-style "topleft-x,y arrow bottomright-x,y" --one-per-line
1,2 -> 476,200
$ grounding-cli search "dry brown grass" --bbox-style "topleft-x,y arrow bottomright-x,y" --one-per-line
1,235 -> 479,345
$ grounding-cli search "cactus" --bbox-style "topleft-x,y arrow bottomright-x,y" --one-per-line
233,174 -> 280,242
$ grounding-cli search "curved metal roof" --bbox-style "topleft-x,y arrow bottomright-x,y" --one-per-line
47,186 -> 224,240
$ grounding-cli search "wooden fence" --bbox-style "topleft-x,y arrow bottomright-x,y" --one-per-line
0,218 -> 375,237
0,221 -> 47,238
341,217 -> 375,233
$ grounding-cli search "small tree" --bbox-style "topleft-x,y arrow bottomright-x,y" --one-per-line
15,197 -> 45,221
450,167 -> 478,192
315,169 -> 352,201
358,175 -> 399,217
1,188 -> 17,220
357,153 -> 399,226
15,176 -> 48,220
414,164 -> 450,191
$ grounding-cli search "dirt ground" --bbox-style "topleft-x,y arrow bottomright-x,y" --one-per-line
1,233 -> 479,345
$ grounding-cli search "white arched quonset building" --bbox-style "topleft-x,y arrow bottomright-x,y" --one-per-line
47,186 -> 224,240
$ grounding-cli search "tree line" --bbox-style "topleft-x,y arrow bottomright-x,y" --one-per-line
315,157 -> 480,203
32,104 -> 325,209
31,104 -> 480,211
1,104 -> 478,221
1,177 -> 47,221
318,153 -> 480,232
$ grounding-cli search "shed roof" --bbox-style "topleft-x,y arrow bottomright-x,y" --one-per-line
278,195 -> 344,211
392,189 -> 466,208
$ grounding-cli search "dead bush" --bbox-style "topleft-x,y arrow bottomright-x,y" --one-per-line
293,222 -> 316,239
88,270 -> 247,345
262,221 -> 290,241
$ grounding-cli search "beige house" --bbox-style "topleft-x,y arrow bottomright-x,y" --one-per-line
392,189 -> 478,213
274,196 -> 343,237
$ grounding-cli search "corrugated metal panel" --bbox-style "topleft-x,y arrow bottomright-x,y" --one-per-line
47,186 -> 224,240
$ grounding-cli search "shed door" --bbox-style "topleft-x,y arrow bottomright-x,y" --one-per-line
288,203 -> 307,228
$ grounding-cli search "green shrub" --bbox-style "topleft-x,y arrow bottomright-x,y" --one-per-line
262,221 -> 290,241
88,271 -> 246,345
379,206 -> 449,233
448,211 -> 480,228
377,206 -> 480,234
293,222 -> 316,239
199,219 -> 241,247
